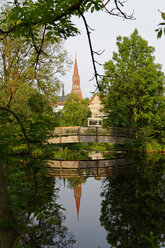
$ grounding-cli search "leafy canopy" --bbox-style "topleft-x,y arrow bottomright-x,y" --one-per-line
62,93 -> 91,126
0,0 -> 103,43
100,30 -> 164,139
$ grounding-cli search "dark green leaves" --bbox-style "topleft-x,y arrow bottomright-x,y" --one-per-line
161,12 -> 165,20
157,29 -> 162,39
0,0 -> 104,47
156,12 -> 165,39
91,6 -> 95,13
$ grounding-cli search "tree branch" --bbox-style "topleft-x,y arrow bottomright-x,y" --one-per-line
78,10 -> 101,90
101,0 -> 135,19
4,36 -> 14,108
35,25 -> 47,70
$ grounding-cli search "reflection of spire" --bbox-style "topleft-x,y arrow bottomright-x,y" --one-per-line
74,184 -> 82,221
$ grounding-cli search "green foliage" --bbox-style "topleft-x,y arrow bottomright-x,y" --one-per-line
100,29 -> 165,143
27,92 -> 46,114
0,8 -> 72,155
141,140 -> 164,152
48,142 -> 115,152
67,177 -> 87,189
62,93 -> 91,126
142,232 -> 161,248
0,28 -> 71,104
0,0 -> 103,47
52,146 -> 90,160
44,142 -> 117,160
0,86 -> 56,154
156,12 -> 165,39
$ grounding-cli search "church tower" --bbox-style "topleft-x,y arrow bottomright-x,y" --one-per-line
71,57 -> 82,99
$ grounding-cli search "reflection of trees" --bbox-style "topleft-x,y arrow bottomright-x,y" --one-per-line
67,176 -> 87,189
0,158 -> 76,247
21,201 -> 75,247
100,154 -> 165,248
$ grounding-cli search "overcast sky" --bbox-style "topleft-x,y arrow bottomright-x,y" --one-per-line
61,0 -> 165,98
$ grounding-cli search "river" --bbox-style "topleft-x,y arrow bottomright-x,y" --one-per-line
0,151 -> 164,247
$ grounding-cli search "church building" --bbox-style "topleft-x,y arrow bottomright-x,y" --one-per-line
54,56 -> 104,126
71,57 -> 82,99
53,85 -> 67,112
54,57 -> 82,112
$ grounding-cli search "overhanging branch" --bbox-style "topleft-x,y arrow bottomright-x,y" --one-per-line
78,9 -> 101,91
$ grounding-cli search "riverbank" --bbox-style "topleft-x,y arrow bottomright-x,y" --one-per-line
4,140 -> 165,158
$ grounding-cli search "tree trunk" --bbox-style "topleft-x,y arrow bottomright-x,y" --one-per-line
0,161 -> 18,248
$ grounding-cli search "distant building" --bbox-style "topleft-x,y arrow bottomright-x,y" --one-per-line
53,85 -> 67,112
71,57 -> 82,99
54,57 -> 82,112
88,94 -> 104,126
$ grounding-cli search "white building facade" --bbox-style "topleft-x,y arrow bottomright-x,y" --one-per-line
88,94 -> 105,127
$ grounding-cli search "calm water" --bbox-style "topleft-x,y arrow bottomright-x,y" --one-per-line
0,153 -> 165,247
57,177 -> 109,248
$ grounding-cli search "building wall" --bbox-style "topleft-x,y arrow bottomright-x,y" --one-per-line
88,94 -> 104,126
88,95 -> 102,117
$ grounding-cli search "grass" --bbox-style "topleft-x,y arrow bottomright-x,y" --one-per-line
8,138 -> 165,158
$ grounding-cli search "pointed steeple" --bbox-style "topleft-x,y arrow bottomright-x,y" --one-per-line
71,56 -> 82,98
73,57 -> 79,77
74,184 -> 82,221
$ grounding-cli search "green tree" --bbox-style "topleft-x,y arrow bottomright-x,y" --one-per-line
100,30 -> 164,142
62,93 -> 91,126
0,9 -> 72,155
0,88 -> 57,156
0,1 -> 132,155
0,0 -> 133,89
0,27 -> 71,106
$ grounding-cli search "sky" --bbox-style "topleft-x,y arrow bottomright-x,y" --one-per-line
60,0 -> 165,98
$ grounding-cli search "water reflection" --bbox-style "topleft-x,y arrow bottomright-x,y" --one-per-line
47,158 -> 133,223
88,151 -> 104,160
47,157 -> 133,178
0,158 -> 76,247
100,154 -> 165,248
47,154 -> 165,247
0,154 -> 164,248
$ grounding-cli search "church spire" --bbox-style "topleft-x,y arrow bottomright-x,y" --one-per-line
71,56 -> 82,98
73,57 -> 79,77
